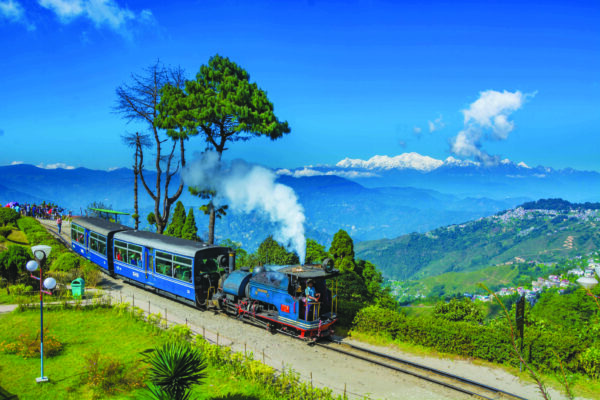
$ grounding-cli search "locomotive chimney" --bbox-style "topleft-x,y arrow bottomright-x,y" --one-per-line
228,250 -> 236,273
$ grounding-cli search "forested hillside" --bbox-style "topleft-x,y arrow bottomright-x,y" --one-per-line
356,200 -> 600,280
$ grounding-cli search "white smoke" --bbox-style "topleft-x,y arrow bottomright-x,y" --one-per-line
182,152 -> 306,263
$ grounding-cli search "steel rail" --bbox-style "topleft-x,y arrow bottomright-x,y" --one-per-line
317,341 -> 529,400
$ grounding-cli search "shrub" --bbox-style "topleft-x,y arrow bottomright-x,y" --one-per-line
8,284 -> 33,295
51,253 -> 81,272
351,307 -> 589,375
166,324 -> 193,342
0,208 -> 19,226
433,298 -> 485,323
579,346 -> 600,378
81,350 -> 145,399
352,305 -> 405,338
0,327 -> 62,358
0,244 -> 30,283
0,226 -> 12,238
81,261 -> 101,287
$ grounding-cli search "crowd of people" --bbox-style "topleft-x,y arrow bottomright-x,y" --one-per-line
3,201 -> 69,220
3,201 -> 70,234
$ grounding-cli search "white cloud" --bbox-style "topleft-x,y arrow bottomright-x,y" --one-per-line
38,0 -> 153,35
10,160 -> 23,165
413,126 -> 422,135
450,90 -> 535,164
428,115 -> 444,133
37,162 -> 76,169
0,0 -> 35,30
517,161 -> 531,169
337,153 -> 444,172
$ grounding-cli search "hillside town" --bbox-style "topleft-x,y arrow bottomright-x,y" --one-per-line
471,259 -> 600,304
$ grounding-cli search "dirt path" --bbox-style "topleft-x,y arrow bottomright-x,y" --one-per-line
35,219 -> 578,400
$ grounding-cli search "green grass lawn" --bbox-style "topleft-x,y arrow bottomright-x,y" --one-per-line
6,230 -> 28,246
0,308 -> 284,400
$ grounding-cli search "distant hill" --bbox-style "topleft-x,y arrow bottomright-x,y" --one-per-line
0,164 -> 525,251
355,201 -> 600,280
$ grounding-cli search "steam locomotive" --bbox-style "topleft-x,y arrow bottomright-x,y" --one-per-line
70,216 -> 339,339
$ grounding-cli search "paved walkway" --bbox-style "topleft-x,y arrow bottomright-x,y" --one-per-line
0,305 -> 17,313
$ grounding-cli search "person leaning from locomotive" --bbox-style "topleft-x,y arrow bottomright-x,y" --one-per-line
305,279 -> 320,302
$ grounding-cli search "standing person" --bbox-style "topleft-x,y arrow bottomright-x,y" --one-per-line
57,215 -> 62,235
305,280 -> 320,302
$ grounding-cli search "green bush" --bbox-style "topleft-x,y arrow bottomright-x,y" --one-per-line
8,284 -> 33,295
352,305 -> 406,338
25,231 -> 50,246
0,327 -> 62,358
433,298 -> 485,323
352,308 -> 588,375
81,261 -> 101,287
0,208 -> 19,226
579,346 -> 600,378
0,245 -> 30,283
51,253 -> 81,272
0,226 -> 12,238
81,350 -> 145,398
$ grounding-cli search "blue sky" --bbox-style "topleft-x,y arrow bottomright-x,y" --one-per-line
1,0 -> 599,171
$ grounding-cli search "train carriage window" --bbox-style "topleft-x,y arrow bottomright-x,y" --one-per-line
155,251 -> 192,282
89,232 -> 107,256
127,244 -> 143,268
156,251 -> 174,277
173,256 -> 192,283
114,240 -> 127,262
71,225 -> 85,245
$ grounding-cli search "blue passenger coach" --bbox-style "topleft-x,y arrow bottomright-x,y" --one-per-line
71,217 -> 131,273
111,230 -> 230,306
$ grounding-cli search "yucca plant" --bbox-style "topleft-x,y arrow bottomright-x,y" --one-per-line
143,341 -> 207,400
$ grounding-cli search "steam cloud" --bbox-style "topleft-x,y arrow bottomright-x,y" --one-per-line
182,152 -> 306,263
450,90 -> 535,164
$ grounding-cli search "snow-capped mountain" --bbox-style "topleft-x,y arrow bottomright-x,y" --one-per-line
277,153 -> 600,201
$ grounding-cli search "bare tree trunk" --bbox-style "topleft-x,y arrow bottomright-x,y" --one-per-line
208,204 -> 215,244
133,140 -> 140,230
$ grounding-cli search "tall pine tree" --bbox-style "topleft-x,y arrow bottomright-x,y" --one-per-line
165,201 -> 186,238
181,208 -> 199,241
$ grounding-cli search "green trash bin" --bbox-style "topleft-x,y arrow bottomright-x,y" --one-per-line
71,278 -> 85,298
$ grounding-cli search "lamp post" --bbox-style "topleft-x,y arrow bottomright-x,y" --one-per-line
26,245 -> 56,383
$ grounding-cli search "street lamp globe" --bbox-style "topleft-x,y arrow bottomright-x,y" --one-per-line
26,260 -> 39,272
43,277 -> 57,290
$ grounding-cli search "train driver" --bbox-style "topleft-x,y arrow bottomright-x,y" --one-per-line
305,279 -> 320,302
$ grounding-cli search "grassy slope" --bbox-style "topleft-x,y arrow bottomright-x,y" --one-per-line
0,309 -> 280,400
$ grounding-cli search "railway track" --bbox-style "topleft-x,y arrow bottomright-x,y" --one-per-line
316,340 -> 528,400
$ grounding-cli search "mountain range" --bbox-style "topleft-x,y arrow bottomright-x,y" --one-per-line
278,153 -> 600,201
1,156 -> 599,253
